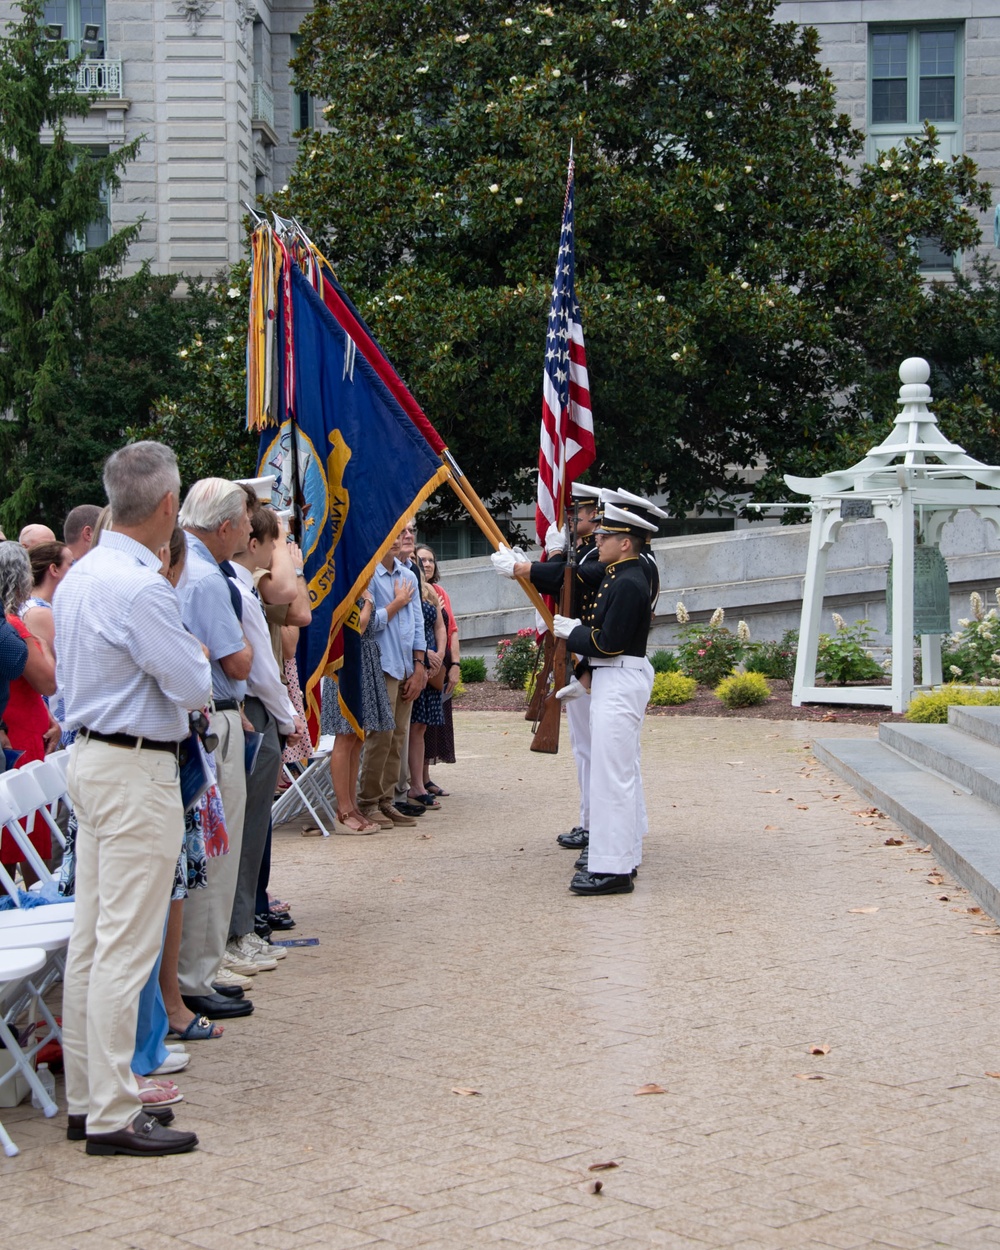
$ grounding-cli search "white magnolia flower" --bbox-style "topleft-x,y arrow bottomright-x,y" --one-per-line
612,18 -> 627,27
714,202 -> 725,212
687,12 -> 695,18
539,37 -> 552,45
227,287 -> 241,298
889,193 -> 901,202
737,620 -> 751,643
416,65 -> 429,73
676,601 -> 690,624
740,281 -> 749,289
522,26 -> 532,34
832,612 -> 846,630
671,351 -> 681,361
514,196 -> 523,205
505,18 -> 513,25
281,184 -> 288,193
744,165 -> 752,173
709,607 -> 725,627
551,68 -> 561,77
950,665 -> 963,676
455,33 -> 470,43
225,335 -> 235,343
656,294 -> 665,302
766,299 -> 774,306
705,110 -> 714,119
178,349 -> 188,358
394,134 -> 403,141
880,158 -> 893,170
489,183 -> 500,193
972,590 -> 985,620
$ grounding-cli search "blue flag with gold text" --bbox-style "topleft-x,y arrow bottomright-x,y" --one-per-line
259,263 -> 448,735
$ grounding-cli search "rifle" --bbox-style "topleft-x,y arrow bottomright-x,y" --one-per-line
530,509 -> 577,753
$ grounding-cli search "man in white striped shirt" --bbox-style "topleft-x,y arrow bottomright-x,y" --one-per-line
56,441 -> 212,1157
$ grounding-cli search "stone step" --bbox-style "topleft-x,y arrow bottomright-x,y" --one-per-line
812,738 -> 1000,920
878,722 -> 1000,807
949,704 -> 1000,749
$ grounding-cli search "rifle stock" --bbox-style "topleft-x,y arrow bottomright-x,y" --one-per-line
526,633 -> 553,722
530,562 -> 573,754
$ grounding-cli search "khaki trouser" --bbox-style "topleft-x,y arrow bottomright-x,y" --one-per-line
178,709 -> 246,995
62,737 -> 184,1134
358,675 -> 413,809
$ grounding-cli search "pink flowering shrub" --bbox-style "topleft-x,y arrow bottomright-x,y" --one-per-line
495,627 -> 539,689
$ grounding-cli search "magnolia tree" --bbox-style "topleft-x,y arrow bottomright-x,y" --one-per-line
281,0 -> 991,518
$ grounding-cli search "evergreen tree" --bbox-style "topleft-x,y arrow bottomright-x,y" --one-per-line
283,0 -> 991,518
0,0 -> 141,529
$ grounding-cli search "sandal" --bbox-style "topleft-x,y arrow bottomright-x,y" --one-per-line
268,897 -> 292,914
410,793 -> 441,809
336,809 -> 379,834
350,808 -> 382,832
137,1077 -> 183,1107
425,781 -> 449,797
168,1014 -> 224,1041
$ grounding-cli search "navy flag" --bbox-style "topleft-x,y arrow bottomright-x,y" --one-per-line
260,263 -> 449,735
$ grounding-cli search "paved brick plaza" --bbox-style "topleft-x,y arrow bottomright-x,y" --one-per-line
5,712 -> 1000,1249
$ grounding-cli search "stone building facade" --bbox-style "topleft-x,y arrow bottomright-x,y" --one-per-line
3,1 -> 997,279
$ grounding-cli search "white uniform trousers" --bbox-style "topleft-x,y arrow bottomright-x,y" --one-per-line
565,687 -> 592,830
586,657 -> 654,877
62,738 -> 184,1134
178,708 -> 246,996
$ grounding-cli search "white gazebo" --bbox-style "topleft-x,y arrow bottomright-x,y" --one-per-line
787,357 -> 1000,714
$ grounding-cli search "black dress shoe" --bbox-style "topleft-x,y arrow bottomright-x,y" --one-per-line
569,870 -> 634,896
68,1105 -> 174,1141
266,911 -> 296,930
210,982 -> 246,999
574,851 -> 638,879
394,801 -> 425,817
182,993 -> 254,1020
556,826 -> 589,849
86,1111 -> 198,1156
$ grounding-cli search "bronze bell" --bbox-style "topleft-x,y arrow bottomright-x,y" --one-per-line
885,545 -> 952,635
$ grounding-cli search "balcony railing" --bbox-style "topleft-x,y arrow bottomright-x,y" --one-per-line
74,59 -> 123,98
251,80 -> 275,129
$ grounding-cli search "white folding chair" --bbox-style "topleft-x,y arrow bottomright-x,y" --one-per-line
15,761 -> 68,850
0,947 -> 47,1156
272,735 -> 338,837
0,773 -> 55,889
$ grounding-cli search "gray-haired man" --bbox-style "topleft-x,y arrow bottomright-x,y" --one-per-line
57,441 -> 212,1156
175,478 -> 255,1019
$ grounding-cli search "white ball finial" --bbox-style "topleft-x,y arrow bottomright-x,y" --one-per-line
899,357 -> 930,385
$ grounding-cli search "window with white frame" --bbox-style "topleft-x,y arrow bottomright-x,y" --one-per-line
43,0 -> 106,56
869,25 -> 963,274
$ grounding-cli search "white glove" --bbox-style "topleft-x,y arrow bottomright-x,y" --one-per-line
491,544 -> 518,578
552,614 -> 581,639
556,675 -> 588,702
544,527 -> 568,557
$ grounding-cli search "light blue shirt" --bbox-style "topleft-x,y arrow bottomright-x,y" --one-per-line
54,530 -> 212,740
177,533 -> 247,704
370,559 -> 422,680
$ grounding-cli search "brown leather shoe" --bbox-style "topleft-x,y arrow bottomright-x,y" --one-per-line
68,1105 -> 174,1141
379,800 -> 415,827
85,1111 -> 197,1156
361,805 -> 395,829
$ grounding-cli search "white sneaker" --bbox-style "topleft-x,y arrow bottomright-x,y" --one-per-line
242,930 -> 287,961
214,965 -> 254,991
228,934 -> 278,971
221,949 -> 260,977
151,1051 -> 190,1075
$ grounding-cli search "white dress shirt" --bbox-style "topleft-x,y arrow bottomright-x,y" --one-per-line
54,531 -> 212,740
230,562 -> 297,734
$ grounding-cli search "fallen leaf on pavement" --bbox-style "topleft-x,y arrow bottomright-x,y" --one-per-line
634,1084 -> 667,1096
757,789 -> 781,794
390,876 -> 404,883
418,833 -> 432,840
849,906 -> 879,914
884,838 -> 904,846
820,712 -> 837,721
763,825 -> 780,831
726,761 -> 744,766
986,1072 -> 1000,1079
972,928 -> 1000,937
588,1161 -> 619,1171
968,907 -> 984,915
586,1180 -> 603,1194
796,804 -> 809,810
808,1044 -> 831,1055
794,1073 -> 826,1081
451,1087 -> 481,1096
938,895 -> 950,902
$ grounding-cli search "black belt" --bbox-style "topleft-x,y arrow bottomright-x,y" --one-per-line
82,729 -> 181,756
213,699 -> 241,712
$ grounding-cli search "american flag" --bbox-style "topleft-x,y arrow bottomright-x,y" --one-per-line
536,156 -> 595,546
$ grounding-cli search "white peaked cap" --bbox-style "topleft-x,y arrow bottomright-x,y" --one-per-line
595,502 -> 658,534
571,482 -> 602,501
611,487 -> 670,520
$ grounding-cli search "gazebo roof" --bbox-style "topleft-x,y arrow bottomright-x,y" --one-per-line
785,357 -> 1000,498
